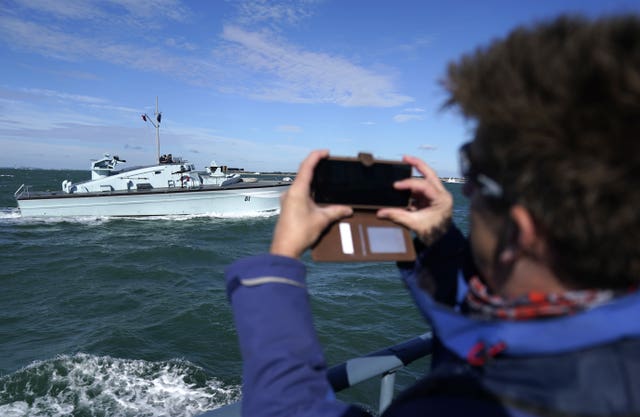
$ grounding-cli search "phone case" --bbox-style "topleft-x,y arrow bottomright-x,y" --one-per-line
311,210 -> 416,262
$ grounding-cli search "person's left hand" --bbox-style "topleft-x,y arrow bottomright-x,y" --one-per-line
377,155 -> 453,245
270,150 -> 353,259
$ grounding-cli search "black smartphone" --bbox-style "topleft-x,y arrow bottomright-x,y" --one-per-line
311,155 -> 412,207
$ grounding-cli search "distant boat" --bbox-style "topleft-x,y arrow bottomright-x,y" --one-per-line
443,177 -> 466,184
14,99 -> 291,217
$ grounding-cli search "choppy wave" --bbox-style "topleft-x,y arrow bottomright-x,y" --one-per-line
0,353 -> 240,417
0,169 -> 469,414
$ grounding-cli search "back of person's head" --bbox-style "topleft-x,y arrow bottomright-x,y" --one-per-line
444,14 -> 640,289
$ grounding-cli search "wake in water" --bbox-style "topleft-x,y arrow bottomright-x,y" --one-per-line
0,208 -> 20,219
0,353 -> 240,417
0,208 -> 280,225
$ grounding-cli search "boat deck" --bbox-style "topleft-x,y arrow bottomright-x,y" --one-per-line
15,180 -> 289,201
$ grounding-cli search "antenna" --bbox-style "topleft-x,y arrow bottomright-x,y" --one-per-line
140,96 -> 162,163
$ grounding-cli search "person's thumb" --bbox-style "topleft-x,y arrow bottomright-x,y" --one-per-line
321,205 -> 353,224
377,207 -> 414,230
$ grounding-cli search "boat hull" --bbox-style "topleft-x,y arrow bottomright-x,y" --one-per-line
16,183 -> 289,217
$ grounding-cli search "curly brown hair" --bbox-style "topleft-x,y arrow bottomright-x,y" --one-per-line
444,15 -> 640,289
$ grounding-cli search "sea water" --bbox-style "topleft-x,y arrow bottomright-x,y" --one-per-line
0,168 -> 469,416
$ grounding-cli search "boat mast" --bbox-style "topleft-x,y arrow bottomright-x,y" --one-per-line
141,96 -> 162,163
155,97 -> 161,162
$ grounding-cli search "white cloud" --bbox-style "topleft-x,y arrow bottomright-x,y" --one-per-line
236,0 -> 317,26
397,36 -> 434,54
1,13 -> 410,108
0,14 -> 223,84
0,16 -> 91,61
394,106 -> 427,123
165,37 -> 198,51
0,1 -> 413,109
11,0 -> 105,20
18,88 -> 108,105
393,114 -> 425,123
0,88 -> 142,136
109,0 -> 191,22
221,25 -> 413,107
13,0 -> 190,23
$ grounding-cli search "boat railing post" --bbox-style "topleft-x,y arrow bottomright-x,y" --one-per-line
378,371 -> 397,414
195,332 -> 433,417
14,184 -> 25,199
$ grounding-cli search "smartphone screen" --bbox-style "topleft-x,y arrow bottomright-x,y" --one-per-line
311,158 -> 411,207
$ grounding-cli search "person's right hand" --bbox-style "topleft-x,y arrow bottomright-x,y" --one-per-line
377,155 -> 453,245
270,150 -> 353,259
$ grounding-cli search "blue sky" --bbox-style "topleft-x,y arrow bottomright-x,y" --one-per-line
1,0 -> 638,174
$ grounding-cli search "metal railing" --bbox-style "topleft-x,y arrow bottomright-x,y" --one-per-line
198,332 -> 433,417
14,184 -> 28,199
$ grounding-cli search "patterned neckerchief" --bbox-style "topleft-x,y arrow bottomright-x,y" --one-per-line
465,276 -> 621,321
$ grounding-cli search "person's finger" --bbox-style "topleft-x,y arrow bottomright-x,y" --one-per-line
403,155 -> 446,192
290,150 -> 329,194
319,204 -> 353,224
393,177 -> 440,198
377,207 -> 418,230
392,177 -> 444,209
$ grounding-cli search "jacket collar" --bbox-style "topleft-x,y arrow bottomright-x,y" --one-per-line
400,265 -> 640,361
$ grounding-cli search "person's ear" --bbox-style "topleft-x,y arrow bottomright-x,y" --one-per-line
498,204 -> 537,264
509,205 -> 542,255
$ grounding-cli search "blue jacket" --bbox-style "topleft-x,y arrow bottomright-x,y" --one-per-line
225,225 -> 640,416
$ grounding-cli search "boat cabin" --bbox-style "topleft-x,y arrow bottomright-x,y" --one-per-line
91,154 -> 126,180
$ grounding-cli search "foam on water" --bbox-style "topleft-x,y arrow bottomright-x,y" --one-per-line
136,210 -> 281,221
0,353 -> 240,417
0,209 -> 280,227
0,208 -> 21,219
0,213 -> 113,226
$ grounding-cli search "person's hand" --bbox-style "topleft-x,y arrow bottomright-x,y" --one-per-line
377,155 -> 453,245
270,150 -> 353,259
